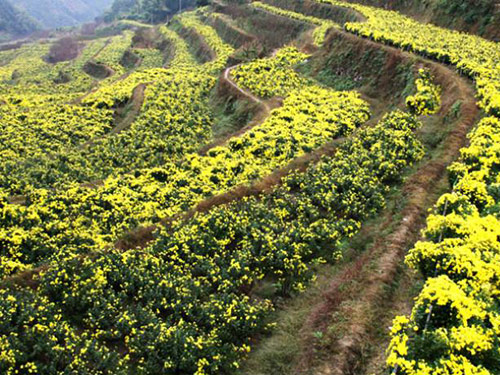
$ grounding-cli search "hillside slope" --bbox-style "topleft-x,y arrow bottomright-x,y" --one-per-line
0,1 -> 499,375
13,0 -> 114,29
0,0 -> 40,38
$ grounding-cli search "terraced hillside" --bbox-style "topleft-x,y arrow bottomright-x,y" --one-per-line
0,1 -> 498,375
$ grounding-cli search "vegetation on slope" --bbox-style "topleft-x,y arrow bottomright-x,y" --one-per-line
104,0 -> 208,23
0,0 -> 40,39
0,0 -> 499,374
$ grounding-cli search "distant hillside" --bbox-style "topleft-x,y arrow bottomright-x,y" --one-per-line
12,0 -> 114,29
0,0 -> 40,38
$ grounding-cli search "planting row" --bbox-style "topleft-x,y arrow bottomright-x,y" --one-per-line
231,46 -> 310,98
92,31 -> 134,78
387,115 -> 500,375
0,68 -> 215,194
0,88 -> 436,374
315,0 -> 500,118
0,85 -> 370,279
0,13 -> 236,195
276,0 -> 500,372
176,9 -> 236,74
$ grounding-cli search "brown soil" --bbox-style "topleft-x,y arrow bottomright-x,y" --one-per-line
111,83 -> 147,134
83,60 -> 115,79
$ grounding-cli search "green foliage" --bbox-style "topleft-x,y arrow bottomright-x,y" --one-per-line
433,0 -> 496,25
0,0 -> 40,36
0,103 -> 427,374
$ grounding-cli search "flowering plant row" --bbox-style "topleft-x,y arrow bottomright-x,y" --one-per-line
386,116 -> 500,375
231,46 -> 310,98
0,85 -> 369,279
280,1 -> 500,372
159,25 -> 199,68
0,99 -> 430,374
175,10 -> 235,75
316,0 -> 500,119
92,31 -> 134,78
1,17 -> 234,195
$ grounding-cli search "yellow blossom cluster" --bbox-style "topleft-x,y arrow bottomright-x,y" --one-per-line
267,2 -> 500,371
405,68 -> 441,116
316,0 -> 500,118
0,98 -> 115,193
0,85 -> 370,279
0,93 -> 431,374
93,31 -> 135,78
0,17 -> 234,194
231,46 -> 310,98
386,116 -> 500,374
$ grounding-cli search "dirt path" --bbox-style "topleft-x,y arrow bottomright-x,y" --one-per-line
223,65 -> 271,111
198,58 -> 281,155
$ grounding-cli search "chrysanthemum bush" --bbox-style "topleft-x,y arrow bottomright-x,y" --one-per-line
231,46 -> 310,98
316,0 -> 500,118
0,12 -> 234,195
386,116 -> 500,375
0,85 -> 370,279
405,69 -> 441,116
268,2 -> 500,371
0,100 -> 430,374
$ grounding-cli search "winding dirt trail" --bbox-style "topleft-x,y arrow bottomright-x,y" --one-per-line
223,65 -> 271,111
198,58 -> 281,155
